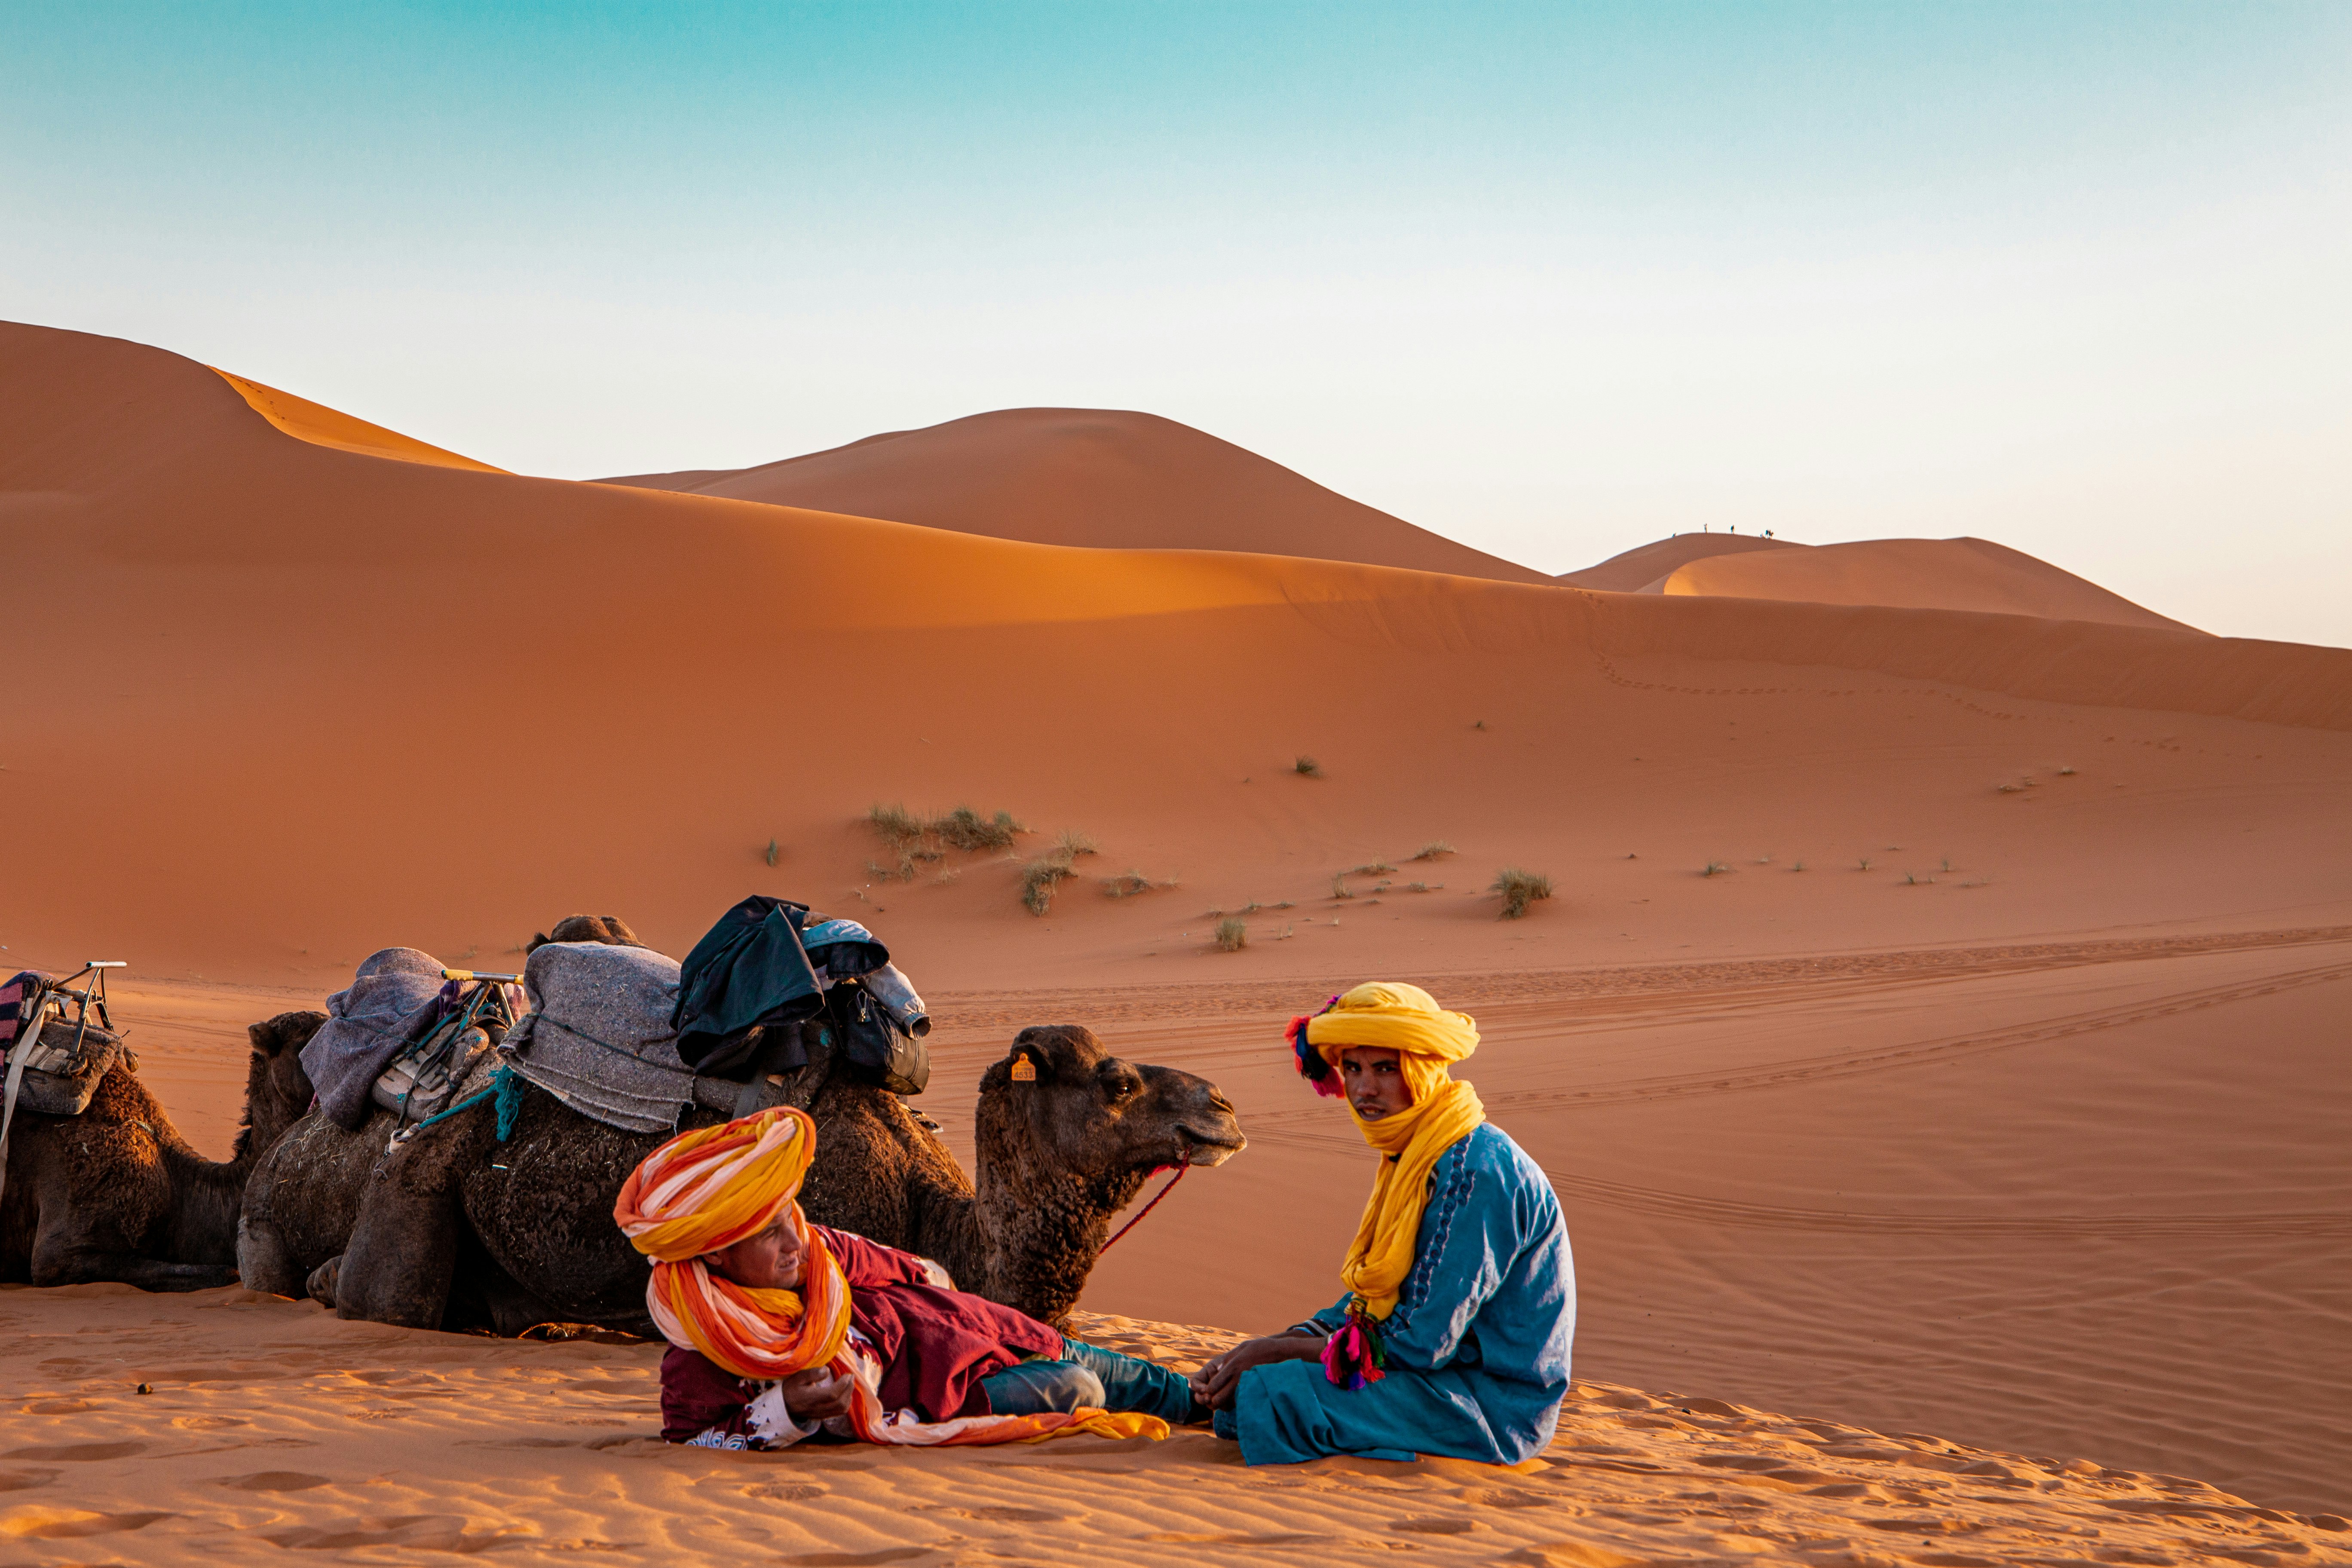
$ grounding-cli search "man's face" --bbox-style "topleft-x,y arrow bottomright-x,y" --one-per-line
710,1212 -> 806,1291
1338,1046 -> 1412,1121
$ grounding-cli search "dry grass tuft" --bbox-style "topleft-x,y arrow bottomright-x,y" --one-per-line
1020,852 -> 1077,915
1491,867 -> 1553,919
1329,874 -> 1354,900
933,805 -> 1025,852
1351,861 -> 1396,876
1213,917 -> 1248,952
1101,870 -> 1174,899
1054,828 -> 1099,859
1702,861 -> 1731,877
1293,755 -> 1322,778
1412,840 -> 1455,861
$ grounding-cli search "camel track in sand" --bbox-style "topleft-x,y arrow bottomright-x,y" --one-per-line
926,925 -> 2352,1038
1241,951 -> 2352,1130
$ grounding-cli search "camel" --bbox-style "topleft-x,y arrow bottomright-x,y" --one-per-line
1,1011 -> 320,1290
292,1021 -> 1244,1336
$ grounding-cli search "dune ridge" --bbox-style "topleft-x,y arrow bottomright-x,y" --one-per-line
1662,536 -> 2200,633
1555,531 -> 1798,591
596,406 -> 1556,584
210,368 -> 506,474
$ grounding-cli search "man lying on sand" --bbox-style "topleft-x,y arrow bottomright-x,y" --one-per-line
615,1106 -> 1202,1449
1189,982 -> 1574,1465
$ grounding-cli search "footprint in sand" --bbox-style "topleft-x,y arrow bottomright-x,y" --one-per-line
214,1472 -> 333,1492
0,1507 -> 173,1540
172,1415 -> 250,1430
1393,1515 -> 1478,1534
741,1484 -> 829,1502
0,1441 -> 148,1462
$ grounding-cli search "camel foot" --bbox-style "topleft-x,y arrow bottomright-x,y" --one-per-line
305,1255 -> 342,1306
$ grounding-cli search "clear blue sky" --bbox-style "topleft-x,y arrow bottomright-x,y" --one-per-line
6,3 -> 2347,642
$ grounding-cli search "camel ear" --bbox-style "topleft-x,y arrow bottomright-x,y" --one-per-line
1006,1032 -> 1055,1084
526,931 -> 551,953
602,916 -> 643,946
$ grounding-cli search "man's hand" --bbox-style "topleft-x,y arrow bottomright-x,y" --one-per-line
1188,1334 -> 1325,1411
779,1366 -> 854,1421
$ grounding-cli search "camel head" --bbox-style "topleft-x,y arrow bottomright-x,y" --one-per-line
974,1026 -> 1246,1208
237,1009 -> 327,1160
527,914 -> 645,953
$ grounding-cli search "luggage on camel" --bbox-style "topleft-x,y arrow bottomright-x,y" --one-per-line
497,941 -> 701,1134
671,896 -> 826,1075
371,969 -> 523,1125
0,962 -> 129,1207
298,949 -> 452,1130
673,897 -> 932,1094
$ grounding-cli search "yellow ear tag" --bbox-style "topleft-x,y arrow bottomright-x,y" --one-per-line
1010,1057 -> 1037,1082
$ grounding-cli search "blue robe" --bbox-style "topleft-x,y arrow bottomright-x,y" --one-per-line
1221,1121 -> 1574,1465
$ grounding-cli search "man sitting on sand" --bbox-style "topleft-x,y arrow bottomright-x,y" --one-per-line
615,1106 -> 1202,1449
1189,982 -> 1573,1465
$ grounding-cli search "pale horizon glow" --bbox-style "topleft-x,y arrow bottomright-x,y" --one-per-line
4,3 -> 2347,643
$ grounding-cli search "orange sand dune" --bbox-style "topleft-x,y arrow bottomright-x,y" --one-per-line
1663,535 -> 2200,632
6,320 -> 2351,1513
596,406 -> 1555,582
1555,530 -> 1798,590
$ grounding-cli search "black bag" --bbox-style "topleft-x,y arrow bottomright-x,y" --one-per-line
671,896 -> 824,1071
827,979 -> 930,1097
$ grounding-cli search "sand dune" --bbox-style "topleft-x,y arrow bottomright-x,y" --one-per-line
1660,535 -> 2200,632
5,320 -> 2351,1516
1554,531 -> 1797,591
595,406 -> 1555,582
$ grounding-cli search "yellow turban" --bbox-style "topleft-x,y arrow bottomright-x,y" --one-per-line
1300,982 -> 1486,1321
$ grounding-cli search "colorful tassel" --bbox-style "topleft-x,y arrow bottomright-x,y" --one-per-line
1320,1302 -> 1389,1390
1288,995 -> 1346,1098
493,1063 -> 528,1142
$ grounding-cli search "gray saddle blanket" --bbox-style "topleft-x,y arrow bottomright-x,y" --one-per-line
498,942 -> 701,1134
301,949 -> 447,1130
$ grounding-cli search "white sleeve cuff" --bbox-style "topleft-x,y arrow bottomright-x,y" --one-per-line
744,1381 -> 818,1448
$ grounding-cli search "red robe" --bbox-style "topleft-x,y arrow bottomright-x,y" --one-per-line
658,1225 -> 1063,1443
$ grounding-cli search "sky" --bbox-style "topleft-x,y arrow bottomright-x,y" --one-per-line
5,2 -> 2348,644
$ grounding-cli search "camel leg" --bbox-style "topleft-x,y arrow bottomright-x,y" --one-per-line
233,1209 -> 308,1298
333,1109 -> 493,1329
29,1223 -> 236,1291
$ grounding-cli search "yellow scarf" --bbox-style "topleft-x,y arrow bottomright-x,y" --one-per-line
1305,982 -> 1486,1320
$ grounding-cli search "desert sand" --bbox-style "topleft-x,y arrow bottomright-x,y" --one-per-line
5,1283 -> 2346,1565
5,322 -> 2349,1547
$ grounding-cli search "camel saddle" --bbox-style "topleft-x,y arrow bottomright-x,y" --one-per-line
0,969 -> 128,1118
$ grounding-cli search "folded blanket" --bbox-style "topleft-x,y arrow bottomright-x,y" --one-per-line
300,949 -> 446,1129
500,941 -> 699,1133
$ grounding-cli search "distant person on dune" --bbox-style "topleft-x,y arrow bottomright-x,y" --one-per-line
615,1107 -> 1202,1450
1189,983 -> 1574,1465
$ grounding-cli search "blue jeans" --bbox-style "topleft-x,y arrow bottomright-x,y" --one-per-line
979,1339 -> 1205,1424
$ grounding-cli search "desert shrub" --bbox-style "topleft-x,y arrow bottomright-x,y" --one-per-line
933,805 -> 1024,851
1293,755 -> 1321,777
1020,852 -> 1077,915
1213,917 -> 1248,952
1102,870 -> 1172,899
868,802 -> 923,847
1351,861 -> 1396,876
1055,829 -> 1099,858
1412,840 -> 1454,861
1491,867 -> 1554,919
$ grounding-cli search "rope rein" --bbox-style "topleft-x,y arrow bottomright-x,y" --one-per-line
1097,1135 -> 1192,1255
